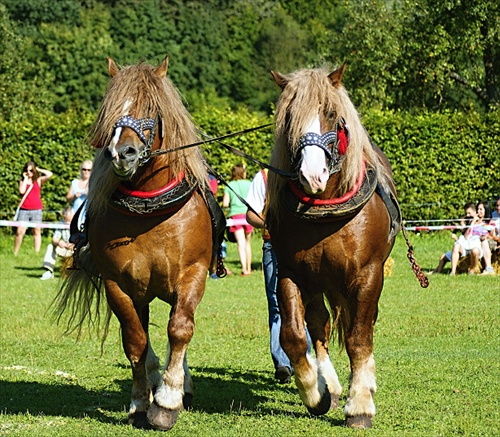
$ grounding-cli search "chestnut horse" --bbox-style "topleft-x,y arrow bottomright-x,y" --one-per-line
267,64 -> 400,429
54,57 -> 223,431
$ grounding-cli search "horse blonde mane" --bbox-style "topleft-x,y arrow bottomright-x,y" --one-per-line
268,67 -> 381,218
87,62 -> 207,217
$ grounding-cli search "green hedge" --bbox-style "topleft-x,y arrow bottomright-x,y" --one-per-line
1,107 -> 498,223
364,109 -> 499,220
0,110 -> 95,222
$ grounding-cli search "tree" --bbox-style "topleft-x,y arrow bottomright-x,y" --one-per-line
397,0 -> 499,111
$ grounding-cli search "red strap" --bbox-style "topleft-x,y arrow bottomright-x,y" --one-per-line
116,171 -> 185,198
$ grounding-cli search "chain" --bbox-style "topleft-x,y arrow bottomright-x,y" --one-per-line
401,225 -> 429,288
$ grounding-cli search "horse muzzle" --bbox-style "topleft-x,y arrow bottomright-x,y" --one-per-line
104,145 -> 140,179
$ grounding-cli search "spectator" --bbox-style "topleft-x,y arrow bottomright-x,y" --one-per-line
66,160 -> 92,212
40,207 -> 74,280
222,164 -> 253,276
449,201 -> 493,275
492,197 -> 500,220
430,202 -> 476,274
476,200 -> 494,275
246,168 -> 311,384
488,197 -> 500,251
13,162 -> 53,255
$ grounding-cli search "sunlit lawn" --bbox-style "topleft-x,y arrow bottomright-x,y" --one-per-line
0,231 -> 498,436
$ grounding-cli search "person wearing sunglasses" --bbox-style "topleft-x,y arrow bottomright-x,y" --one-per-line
66,160 -> 92,212
14,161 -> 53,255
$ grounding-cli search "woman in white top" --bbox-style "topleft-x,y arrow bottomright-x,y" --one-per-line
66,160 -> 92,211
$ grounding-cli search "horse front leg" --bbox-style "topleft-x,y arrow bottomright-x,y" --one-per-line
305,294 -> 343,409
343,271 -> 383,429
278,277 -> 331,416
104,281 -> 152,429
147,276 -> 204,431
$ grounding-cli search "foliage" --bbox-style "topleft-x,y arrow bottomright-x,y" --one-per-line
0,0 -> 498,222
396,0 -> 500,110
364,108 -> 500,220
0,232 -> 499,436
0,106 -> 497,221
1,0 -> 497,114
0,109 -> 95,220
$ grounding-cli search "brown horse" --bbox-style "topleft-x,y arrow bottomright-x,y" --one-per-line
53,57 -> 223,431
267,64 -> 400,429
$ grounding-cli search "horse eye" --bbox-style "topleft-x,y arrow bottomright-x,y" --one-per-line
324,110 -> 336,120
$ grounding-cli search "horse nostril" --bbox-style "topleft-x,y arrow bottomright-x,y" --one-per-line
119,146 -> 138,161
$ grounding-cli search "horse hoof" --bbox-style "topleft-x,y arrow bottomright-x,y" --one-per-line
345,415 -> 373,429
183,392 -> 193,410
306,389 -> 331,416
147,401 -> 180,431
128,411 -> 151,429
330,395 -> 340,409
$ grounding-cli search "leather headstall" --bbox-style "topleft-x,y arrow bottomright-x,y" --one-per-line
112,114 -> 158,166
293,117 -> 349,176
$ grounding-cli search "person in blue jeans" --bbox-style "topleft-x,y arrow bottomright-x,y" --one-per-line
246,169 -> 311,383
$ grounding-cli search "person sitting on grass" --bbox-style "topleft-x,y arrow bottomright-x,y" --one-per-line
40,207 -> 74,280
430,202 -> 476,274
449,201 -> 493,275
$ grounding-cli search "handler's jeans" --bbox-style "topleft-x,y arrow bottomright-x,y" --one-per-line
262,240 -> 311,372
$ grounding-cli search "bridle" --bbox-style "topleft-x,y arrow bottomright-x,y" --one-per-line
291,117 -> 349,176
112,114 -> 159,167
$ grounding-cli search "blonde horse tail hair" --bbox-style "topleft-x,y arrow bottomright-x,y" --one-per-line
51,245 -> 112,347
325,297 -> 351,352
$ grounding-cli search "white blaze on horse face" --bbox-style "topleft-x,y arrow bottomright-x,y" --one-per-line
108,98 -> 133,160
299,116 -> 329,194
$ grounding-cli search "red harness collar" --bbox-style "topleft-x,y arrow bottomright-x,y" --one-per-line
288,161 -> 366,206
116,171 -> 185,198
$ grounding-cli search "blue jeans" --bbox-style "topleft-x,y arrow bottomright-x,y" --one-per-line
263,240 -> 311,370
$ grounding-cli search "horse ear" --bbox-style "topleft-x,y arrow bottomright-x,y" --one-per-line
155,56 -> 169,78
107,57 -> 119,77
271,71 -> 288,89
328,63 -> 348,88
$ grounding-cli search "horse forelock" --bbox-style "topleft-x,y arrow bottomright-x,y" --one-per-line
87,62 -> 207,217
268,67 -> 380,219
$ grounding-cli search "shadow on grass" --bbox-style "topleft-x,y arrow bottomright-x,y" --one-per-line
0,366 -> 343,427
14,265 -> 65,279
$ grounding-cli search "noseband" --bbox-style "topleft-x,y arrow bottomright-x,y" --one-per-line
293,117 -> 349,175
113,115 -> 159,166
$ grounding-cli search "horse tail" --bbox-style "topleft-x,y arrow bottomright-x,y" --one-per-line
51,245 -> 112,345
327,297 -> 351,351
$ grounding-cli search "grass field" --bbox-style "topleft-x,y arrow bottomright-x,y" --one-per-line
0,231 -> 498,436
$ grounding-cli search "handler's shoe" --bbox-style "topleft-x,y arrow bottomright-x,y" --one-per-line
40,270 -> 54,280
274,366 -> 292,384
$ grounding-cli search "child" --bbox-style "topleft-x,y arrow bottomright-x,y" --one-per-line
430,202 -> 477,274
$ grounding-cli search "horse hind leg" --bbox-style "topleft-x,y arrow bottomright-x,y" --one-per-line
306,295 -> 343,409
182,352 -> 194,409
140,305 -> 162,393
